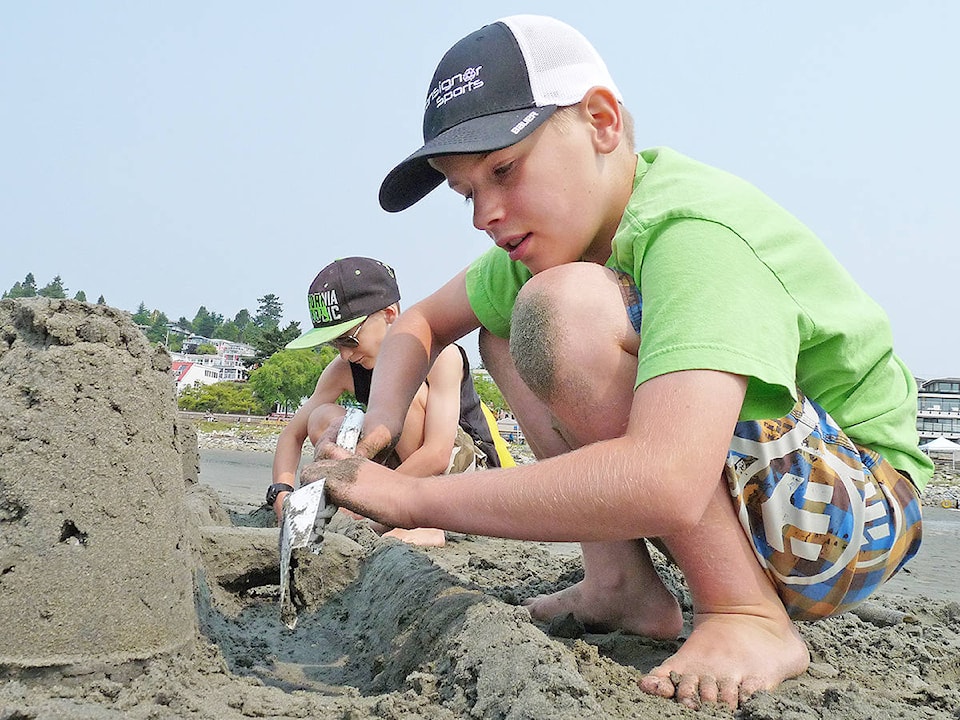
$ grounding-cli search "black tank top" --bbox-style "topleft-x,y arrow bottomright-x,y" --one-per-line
349,344 -> 501,467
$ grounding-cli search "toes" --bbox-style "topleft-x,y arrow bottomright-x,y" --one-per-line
738,675 -> 767,704
639,672 -> 676,700
675,674 -> 701,710
643,670 -> 759,710
521,596 -> 550,620
717,677 -> 740,709
697,675 -> 719,705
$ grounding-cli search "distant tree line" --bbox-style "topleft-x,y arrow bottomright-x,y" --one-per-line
3,272 -> 102,304
180,346 -> 508,418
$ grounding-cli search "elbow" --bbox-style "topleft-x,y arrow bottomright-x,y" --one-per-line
658,500 -> 710,536
420,444 -> 455,476
648,466 -> 719,536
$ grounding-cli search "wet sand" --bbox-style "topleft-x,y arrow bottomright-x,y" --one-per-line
188,448 -> 960,719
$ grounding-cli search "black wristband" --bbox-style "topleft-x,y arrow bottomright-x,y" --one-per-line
265,482 -> 295,507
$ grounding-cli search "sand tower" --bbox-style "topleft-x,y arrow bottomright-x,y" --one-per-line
0,298 -> 195,671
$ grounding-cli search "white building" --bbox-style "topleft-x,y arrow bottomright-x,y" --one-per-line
171,361 -> 221,393
496,414 -> 524,444
916,377 -> 960,443
170,337 -> 256,386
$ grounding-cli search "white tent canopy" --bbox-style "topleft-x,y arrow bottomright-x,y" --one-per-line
920,436 -> 960,470
920,436 -> 960,452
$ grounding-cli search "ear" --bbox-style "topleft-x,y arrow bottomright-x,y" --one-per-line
381,304 -> 400,324
581,86 -> 623,155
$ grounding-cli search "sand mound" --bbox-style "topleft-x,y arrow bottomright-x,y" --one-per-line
0,298 -> 194,671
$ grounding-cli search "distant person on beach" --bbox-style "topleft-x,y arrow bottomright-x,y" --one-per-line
266,256 -> 512,546
303,15 -> 934,709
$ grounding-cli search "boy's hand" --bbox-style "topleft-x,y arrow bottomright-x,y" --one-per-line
355,423 -> 399,464
299,454 -> 357,488
271,491 -> 290,524
300,456 -> 398,527
312,434 -> 356,466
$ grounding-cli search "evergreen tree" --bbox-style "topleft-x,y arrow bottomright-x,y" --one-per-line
73,290 -> 87,302
246,321 -> 302,367
147,313 -> 172,343
234,308 -> 251,329
255,293 -> 283,330
38,275 -> 68,299
132,302 -> 151,326
4,273 -> 38,298
217,320 -> 240,341
240,322 -> 262,346
97,295 -> 106,305
190,306 -> 224,339
23,272 -> 38,295
191,306 -> 211,336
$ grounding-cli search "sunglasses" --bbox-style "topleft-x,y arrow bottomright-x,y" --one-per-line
327,319 -> 366,349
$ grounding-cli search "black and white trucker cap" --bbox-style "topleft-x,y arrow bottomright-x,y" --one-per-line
379,15 -> 622,213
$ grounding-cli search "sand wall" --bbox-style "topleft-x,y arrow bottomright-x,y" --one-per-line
0,298 -> 195,670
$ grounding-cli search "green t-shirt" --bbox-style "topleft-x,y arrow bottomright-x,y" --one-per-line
465,147 -> 933,490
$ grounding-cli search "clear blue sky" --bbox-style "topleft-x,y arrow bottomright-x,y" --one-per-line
2,2 -> 957,377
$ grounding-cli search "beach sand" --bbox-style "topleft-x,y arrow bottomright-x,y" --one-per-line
2,298 -> 960,719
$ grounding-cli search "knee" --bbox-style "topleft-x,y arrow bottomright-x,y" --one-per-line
306,404 -> 346,444
510,264 -> 619,402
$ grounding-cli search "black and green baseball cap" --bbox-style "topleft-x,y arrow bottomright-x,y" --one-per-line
286,257 -> 400,349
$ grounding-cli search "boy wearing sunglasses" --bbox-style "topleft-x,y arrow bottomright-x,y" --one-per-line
266,256 -> 509,546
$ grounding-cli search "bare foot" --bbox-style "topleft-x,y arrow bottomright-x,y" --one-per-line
639,612 -> 810,709
382,527 -> 446,547
523,578 -> 683,640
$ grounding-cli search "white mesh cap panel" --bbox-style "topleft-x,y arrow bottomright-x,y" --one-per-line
500,15 -> 623,107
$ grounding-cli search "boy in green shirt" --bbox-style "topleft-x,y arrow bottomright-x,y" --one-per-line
304,15 -> 931,709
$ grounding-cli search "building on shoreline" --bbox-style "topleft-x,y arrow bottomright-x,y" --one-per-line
916,377 -> 960,443
170,337 -> 256,392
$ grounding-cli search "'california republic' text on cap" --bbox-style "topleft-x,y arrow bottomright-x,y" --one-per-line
286,257 -> 400,350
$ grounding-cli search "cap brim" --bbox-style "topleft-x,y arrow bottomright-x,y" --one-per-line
379,105 -> 557,212
285,316 -> 367,350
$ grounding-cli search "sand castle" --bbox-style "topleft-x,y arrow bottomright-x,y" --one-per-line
0,298 -> 195,671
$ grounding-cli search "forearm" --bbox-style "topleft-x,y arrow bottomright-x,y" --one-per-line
349,436 -> 714,543
362,273 -> 479,455
272,432 -> 307,486
363,323 -> 434,445
271,431 -> 307,521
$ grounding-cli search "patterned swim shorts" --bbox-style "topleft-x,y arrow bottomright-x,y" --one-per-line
445,426 -> 487,474
726,392 -> 923,621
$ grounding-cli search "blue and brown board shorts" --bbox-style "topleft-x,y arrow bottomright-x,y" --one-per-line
727,393 -> 922,620
615,269 -> 923,621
